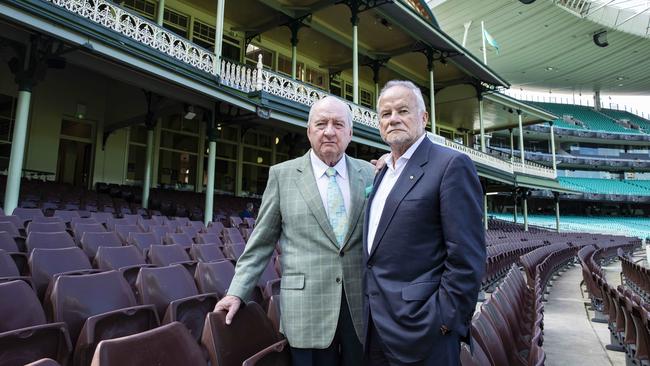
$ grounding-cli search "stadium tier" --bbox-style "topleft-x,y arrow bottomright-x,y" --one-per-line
532,102 -> 646,134
558,177 -> 650,196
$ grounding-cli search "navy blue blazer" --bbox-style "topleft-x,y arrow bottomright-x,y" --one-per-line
363,137 -> 486,364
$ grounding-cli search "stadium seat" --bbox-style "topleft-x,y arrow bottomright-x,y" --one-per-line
0,249 -> 30,285
127,232 -> 161,253
190,244 -> 227,262
195,233 -> 223,245
223,228 -> 245,245
201,301 -> 290,366
0,280 -> 72,366
149,225 -> 172,244
90,322 -> 207,366
26,232 -> 76,254
53,210 -> 80,224
73,224 -> 107,243
114,224 -> 142,244
146,244 -> 195,268
194,260 -> 235,297
0,221 -> 24,239
205,221 -> 225,235
49,270 -> 159,366
26,222 -> 67,235
164,233 -> 194,249
25,359 -> 63,366
29,247 -> 93,300
80,232 -> 122,259
135,265 -> 218,341
0,231 -> 20,252
70,217 -> 99,229
13,208 -> 45,225
266,294 -> 281,333
224,243 -> 246,260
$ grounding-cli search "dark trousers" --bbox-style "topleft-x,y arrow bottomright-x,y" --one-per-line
365,316 -> 392,366
290,290 -> 362,366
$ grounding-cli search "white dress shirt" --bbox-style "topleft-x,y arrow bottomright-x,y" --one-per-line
367,134 -> 427,253
310,150 -> 351,217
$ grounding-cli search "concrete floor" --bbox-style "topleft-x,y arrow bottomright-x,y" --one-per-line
543,262 -> 626,366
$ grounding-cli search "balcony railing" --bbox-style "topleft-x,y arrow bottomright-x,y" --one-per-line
46,0 -> 556,180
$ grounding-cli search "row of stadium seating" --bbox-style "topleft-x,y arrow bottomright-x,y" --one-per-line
532,102 -> 646,134
580,246 -> 650,365
558,177 -> 650,196
490,213 -> 650,239
600,108 -> 650,133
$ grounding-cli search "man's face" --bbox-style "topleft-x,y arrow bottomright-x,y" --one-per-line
307,100 -> 352,165
378,86 -> 428,151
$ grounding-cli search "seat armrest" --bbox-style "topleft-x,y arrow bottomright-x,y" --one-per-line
242,339 -> 289,366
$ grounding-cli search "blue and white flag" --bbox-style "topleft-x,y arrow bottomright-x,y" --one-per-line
483,28 -> 500,55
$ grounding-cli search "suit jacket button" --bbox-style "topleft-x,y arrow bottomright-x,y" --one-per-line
336,277 -> 341,284
440,325 -> 450,335
367,264 -> 372,269
339,251 -> 344,257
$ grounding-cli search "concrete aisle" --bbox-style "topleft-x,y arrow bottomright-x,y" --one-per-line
543,263 -> 625,366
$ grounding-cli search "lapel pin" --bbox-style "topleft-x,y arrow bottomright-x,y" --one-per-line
409,175 -> 414,180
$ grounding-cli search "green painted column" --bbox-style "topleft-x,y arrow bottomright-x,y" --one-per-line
550,121 -> 557,174
289,23 -> 300,80
518,110 -> 525,164
479,96 -> 486,152
156,0 -> 165,26
513,190 -> 518,224
523,191 -> 529,232
204,138 -> 217,226
483,194 -> 488,231
429,67 -> 436,132
509,128 -> 514,162
4,89 -> 31,215
141,128 -> 154,209
213,0 -> 226,75
352,15 -> 359,104
554,192 -> 561,233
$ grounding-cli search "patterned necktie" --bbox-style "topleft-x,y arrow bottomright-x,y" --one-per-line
326,167 -> 348,246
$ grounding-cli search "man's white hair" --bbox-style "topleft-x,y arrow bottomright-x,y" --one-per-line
377,80 -> 426,116
307,96 -> 353,128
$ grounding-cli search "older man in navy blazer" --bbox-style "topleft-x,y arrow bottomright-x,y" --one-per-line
363,80 -> 486,365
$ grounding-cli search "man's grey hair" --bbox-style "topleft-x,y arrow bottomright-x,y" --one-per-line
377,80 -> 426,116
307,96 -> 353,128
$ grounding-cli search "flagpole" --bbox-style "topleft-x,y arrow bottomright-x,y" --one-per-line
481,20 -> 487,65
462,21 -> 472,47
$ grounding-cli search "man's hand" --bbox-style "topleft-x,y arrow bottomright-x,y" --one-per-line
214,295 -> 242,325
370,153 -> 390,174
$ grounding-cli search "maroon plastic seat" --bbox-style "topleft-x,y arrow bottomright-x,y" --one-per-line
26,222 -> 68,236
244,218 -> 255,228
195,233 -> 223,245
224,243 -> 246,260
190,244 -> 226,262
29,247 -> 93,300
127,232 -> 161,253
205,221 -> 225,235
113,224 -> 142,244
188,221 -> 206,233
0,280 -> 72,366
0,249 -> 30,286
70,217 -> 99,229
178,225 -> 200,239
201,301 -> 290,366
470,311 -> 510,366
459,339 -> 491,366
267,294 -> 281,333
0,231 -> 20,252
74,224 -> 106,242
49,270 -> 159,366
0,221 -> 23,238
90,212 -> 113,227
194,260 -> 235,297
26,232 -> 75,254
13,208 -> 45,225
229,216 -> 243,229
53,210 -> 80,224
25,359 -> 63,366
80,232 -> 122,259
146,244 -> 194,267
135,265 -> 218,341
93,246 -> 148,290
162,233 -> 193,249
90,322 -> 207,366
106,218 -> 133,231
223,228 -> 245,245
1,215 -> 26,230
31,217 -> 64,224
149,226 -> 171,244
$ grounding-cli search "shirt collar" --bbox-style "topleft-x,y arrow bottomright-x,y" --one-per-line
385,133 -> 427,170
310,150 -> 348,180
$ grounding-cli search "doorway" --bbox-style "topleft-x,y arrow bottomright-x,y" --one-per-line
56,119 -> 94,188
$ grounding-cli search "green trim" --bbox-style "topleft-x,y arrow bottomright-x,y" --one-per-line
515,175 -> 576,194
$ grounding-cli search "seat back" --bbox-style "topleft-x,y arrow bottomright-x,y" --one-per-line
90,322 -> 207,366
0,221 -> 21,237
0,231 -> 19,252
0,279 -> 46,331
74,223 -> 107,241
0,249 -> 20,277
29,247 -> 92,299
50,270 -> 138,345
53,210 -> 80,224
81,232 -> 122,259
13,208 -> 45,224
114,225 -> 142,243
223,228 -> 245,245
202,302 -> 284,366
205,221 -> 224,235
1,215 -> 25,230
195,233 -> 223,245
127,232 -> 161,253
94,246 -> 146,270
135,265 -> 199,317
70,217 -> 99,229
147,244 -> 191,266
190,244 -> 226,262
164,233 -> 193,248
26,222 -> 68,235
26,232 -> 75,254
194,260 -> 235,296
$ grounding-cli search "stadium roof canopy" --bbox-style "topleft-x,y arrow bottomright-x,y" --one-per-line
429,0 -> 650,95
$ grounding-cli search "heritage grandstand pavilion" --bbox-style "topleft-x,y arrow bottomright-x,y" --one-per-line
0,0 -> 649,365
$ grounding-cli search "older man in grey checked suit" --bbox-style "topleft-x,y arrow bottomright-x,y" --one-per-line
215,96 -> 375,366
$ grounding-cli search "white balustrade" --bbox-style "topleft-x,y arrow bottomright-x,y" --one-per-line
47,1 -> 555,180
47,0 -> 216,75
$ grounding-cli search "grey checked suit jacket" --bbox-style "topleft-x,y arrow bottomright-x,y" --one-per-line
228,151 -> 375,349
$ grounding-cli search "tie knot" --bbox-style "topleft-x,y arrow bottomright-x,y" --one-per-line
326,167 -> 337,178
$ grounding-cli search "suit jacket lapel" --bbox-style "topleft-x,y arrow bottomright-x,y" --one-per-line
368,138 -> 432,260
295,152 -> 339,247
342,157 -> 364,249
